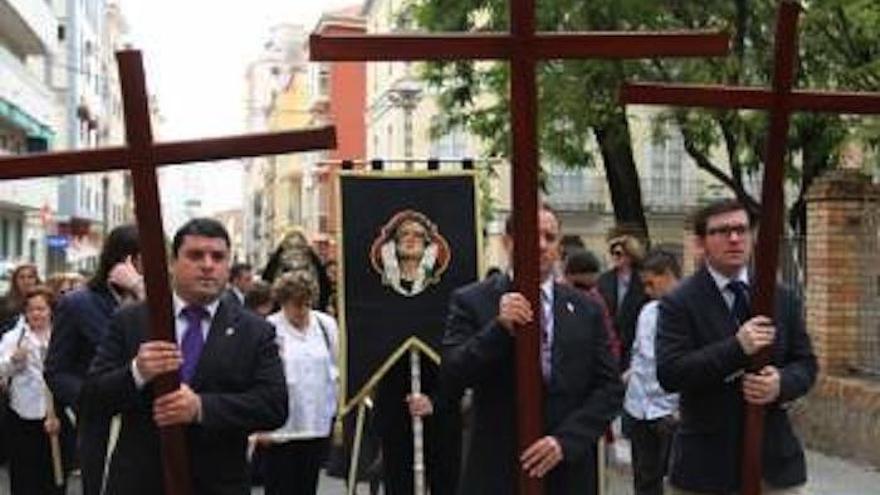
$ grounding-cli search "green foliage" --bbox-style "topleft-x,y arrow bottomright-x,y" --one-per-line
412,0 -> 879,229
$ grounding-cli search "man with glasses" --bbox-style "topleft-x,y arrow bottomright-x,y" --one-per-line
656,199 -> 816,495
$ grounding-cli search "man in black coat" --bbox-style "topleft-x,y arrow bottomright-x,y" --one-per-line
45,223 -> 144,495
441,205 -> 623,495
84,218 -> 288,495
657,199 -> 816,494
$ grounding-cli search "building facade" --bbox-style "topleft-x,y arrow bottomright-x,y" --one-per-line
51,0 -> 130,272
0,0 -> 61,279
242,23 -> 307,268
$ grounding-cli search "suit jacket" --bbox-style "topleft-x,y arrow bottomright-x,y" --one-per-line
221,288 -> 243,307
597,268 -> 647,368
45,285 -> 119,495
441,274 -> 623,495
84,298 -> 288,495
656,265 -> 817,492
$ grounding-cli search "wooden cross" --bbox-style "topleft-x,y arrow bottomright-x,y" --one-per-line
0,50 -> 337,495
621,1 -> 880,494
311,1 -> 729,492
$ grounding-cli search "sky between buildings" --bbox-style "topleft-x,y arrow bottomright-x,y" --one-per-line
118,0 -> 359,218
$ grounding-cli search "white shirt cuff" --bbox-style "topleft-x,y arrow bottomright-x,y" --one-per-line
131,359 -> 147,389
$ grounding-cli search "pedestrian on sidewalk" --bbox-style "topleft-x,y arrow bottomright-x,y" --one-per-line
623,249 -> 681,495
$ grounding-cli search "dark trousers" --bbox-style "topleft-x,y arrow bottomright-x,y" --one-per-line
7,410 -> 65,495
264,437 -> 329,495
630,415 -> 677,495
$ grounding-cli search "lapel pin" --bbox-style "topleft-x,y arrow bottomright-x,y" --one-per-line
225,327 -> 235,337
566,302 -> 574,313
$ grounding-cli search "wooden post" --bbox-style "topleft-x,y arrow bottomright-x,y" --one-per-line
620,2 -> 880,492
310,4 -> 730,491
0,49 -> 337,495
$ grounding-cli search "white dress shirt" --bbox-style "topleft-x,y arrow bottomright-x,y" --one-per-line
540,277 -> 554,381
266,310 -> 339,442
706,265 -> 750,311
0,323 -> 52,419
624,301 -> 679,420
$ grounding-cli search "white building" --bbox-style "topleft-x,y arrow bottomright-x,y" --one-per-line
50,0 -> 130,272
242,24 -> 307,267
0,0 -> 62,278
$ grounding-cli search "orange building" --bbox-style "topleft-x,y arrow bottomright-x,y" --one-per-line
309,6 -> 366,246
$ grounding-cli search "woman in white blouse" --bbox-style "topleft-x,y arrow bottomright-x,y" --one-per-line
257,272 -> 339,495
0,286 -> 65,495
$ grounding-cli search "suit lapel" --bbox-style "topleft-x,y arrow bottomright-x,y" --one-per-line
696,266 -> 739,337
191,299 -> 235,389
549,283 -> 570,389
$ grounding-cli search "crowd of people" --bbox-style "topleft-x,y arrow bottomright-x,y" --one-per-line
0,197 -> 816,495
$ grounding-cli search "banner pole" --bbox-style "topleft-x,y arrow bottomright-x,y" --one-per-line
347,401 -> 368,495
411,348 -> 426,495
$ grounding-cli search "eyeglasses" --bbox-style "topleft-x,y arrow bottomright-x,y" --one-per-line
706,224 -> 750,238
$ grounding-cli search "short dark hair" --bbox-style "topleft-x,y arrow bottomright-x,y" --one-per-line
504,202 -> 558,236
244,280 -> 273,310
640,249 -> 682,279
692,199 -> 751,237
230,263 -> 252,281
564,249 -> 602,275
172,218 -> 230,258
90,224 -> 139,290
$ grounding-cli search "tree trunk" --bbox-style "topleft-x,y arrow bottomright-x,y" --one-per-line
593,111 -> 649,240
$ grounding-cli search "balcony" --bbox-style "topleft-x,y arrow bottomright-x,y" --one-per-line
0,0 -> 57,56
0,44 -> 55,138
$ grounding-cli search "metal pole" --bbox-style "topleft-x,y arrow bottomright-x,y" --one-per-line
347,401 -> 368,495
411,349 -> 426,495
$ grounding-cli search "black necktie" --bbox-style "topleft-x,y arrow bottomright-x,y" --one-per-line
727,281 -> 751,327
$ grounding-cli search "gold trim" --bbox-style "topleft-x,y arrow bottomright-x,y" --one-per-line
334,170 -> 480,417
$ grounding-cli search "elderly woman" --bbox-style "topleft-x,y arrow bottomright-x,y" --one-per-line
256,272 -> 339,495
0,286 -> 65,495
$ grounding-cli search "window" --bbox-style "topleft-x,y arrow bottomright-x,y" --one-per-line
14,219 -> 23,257
1,218 -> 8,257
317,66 -> 330,97
647,124 -> 687,209
546,165 -> 588,210
28,239 -> 36,264
429,122 -> 470,159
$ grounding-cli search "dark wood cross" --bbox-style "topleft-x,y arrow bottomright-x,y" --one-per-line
621,1 -> 880,494
311,1 -> 729,492
0,50 -> 337,495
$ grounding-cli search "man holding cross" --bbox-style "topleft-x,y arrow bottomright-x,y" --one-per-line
440,204 -> 623,494
656,199 -> 817,495
84,218 -> 288,495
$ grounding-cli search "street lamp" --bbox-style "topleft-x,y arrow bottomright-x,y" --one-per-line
386,77 -> 422,170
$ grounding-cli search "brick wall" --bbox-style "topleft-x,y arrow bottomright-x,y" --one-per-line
793,169 -> 880,467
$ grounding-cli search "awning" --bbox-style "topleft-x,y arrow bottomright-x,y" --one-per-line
0,98 -> 54,143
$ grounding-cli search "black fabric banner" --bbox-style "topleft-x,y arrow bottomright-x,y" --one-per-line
338,172 -> 479,409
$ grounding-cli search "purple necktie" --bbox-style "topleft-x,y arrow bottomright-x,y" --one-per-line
180,305 -> 208,384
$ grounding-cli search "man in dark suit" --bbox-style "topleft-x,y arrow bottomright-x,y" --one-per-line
84,218 -> 288,495
45,223 -> 143,495
597,234 -> 648,369
657,199 -> 816,494
222,262 -> 253,307
440,205 -> 623,495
